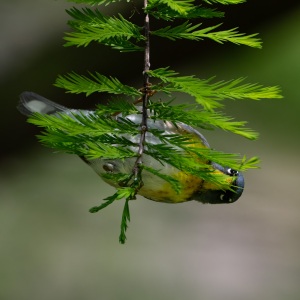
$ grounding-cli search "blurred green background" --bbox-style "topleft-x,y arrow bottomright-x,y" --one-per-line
1,0 -> 300,299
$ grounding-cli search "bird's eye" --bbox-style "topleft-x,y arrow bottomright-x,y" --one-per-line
227,168 -> 238,176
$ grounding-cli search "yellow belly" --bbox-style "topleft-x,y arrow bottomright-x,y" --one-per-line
138,168 -> 234,203
139,171 -> 203,203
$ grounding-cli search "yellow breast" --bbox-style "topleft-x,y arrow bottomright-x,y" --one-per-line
138,170 -> 203,203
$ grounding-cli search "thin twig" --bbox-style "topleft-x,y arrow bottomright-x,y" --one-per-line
132,0 -> 151,180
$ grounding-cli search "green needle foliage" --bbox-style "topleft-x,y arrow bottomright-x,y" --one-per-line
148,68 -> 281,110
27,0 -> 282,243
152,23 -> 262,48
55,71 -> 141,96
65,7 -> 144,51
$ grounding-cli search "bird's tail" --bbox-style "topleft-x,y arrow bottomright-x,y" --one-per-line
18,91 -> 68,116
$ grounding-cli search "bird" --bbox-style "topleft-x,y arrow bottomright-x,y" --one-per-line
18,91 -> 244,204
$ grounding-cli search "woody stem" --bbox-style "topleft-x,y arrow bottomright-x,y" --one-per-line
133,0 -> 150,180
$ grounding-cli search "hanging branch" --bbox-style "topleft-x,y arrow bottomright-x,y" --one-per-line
116,0 -> 152,243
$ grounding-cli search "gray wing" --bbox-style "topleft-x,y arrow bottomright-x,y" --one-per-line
118,112 -> 210,148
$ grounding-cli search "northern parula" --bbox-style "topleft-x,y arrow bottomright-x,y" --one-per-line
18,91 -> 244,204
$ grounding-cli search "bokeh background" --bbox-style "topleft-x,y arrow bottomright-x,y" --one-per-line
1,0 -> 300,299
